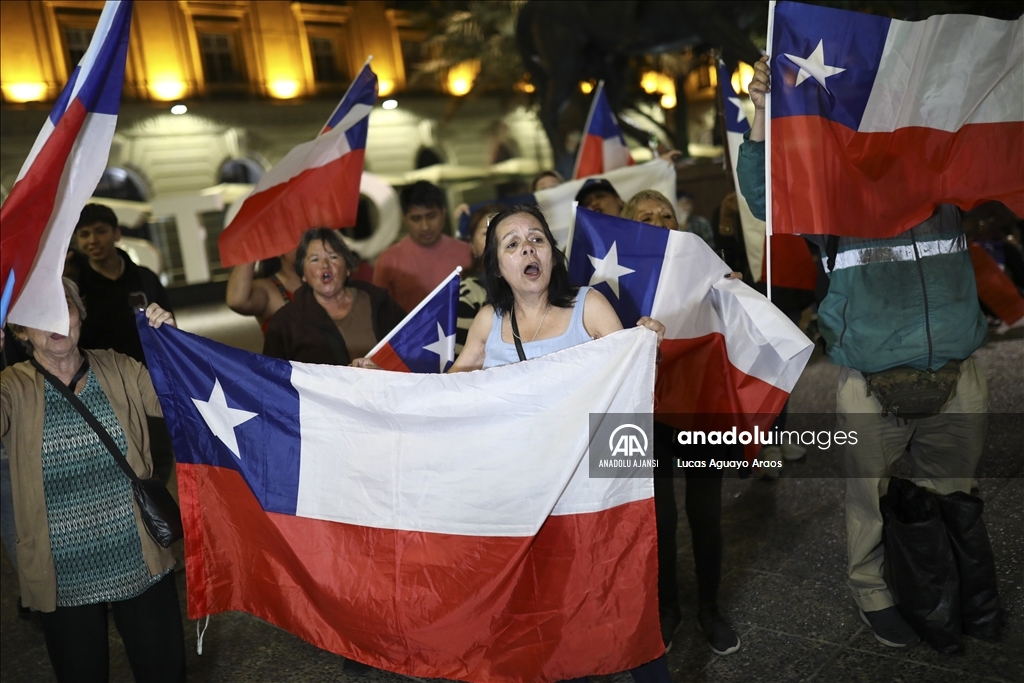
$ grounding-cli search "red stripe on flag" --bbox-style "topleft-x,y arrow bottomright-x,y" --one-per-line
181,464 -> 662,682
176,463 -> 209,616
575,134 -> 605,179
970,244 -> 1024,325
0,100 -> 88,307
218,149 -> 365,267
772,117 -> 1024,238
655,334 -> 791,457
759,234 -> 817,290
368,342 -> 412,372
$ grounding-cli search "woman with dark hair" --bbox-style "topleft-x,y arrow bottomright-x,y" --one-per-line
264,228 -> 405,365
447,205 -> 670,679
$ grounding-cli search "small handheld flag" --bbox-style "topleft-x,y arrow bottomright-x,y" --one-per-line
367,267 -> 461,373
573,81 -> 635,179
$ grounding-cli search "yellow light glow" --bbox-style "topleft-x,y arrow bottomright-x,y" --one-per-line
3,82 -> 48,103
446,61 -> 479,97
515,80 -> 535,94
731,62 -> 755,95
268,79 -> 300,99
579,81 -> 594,94
660,93 -> 677,109
378,79 -> 395,97
151,80 -> 186,101
641,71 -> 660,94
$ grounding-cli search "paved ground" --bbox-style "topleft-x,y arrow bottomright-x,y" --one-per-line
2,305 -> 1021,682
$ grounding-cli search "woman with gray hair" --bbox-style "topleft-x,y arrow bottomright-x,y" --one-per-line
0,278 -> 185,682
263,227 -> 406,365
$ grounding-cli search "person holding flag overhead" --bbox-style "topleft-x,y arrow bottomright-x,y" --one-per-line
738,0 -> 1010,647
264,228 -> 405,366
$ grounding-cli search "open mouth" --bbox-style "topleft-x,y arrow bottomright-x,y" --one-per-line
320,271 -> 333,284
524,262 -> 540,276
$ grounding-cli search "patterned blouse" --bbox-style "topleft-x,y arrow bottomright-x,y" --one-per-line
41,370 -> 167,606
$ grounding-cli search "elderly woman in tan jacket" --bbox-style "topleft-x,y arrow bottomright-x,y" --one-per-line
1,278 -> 185,683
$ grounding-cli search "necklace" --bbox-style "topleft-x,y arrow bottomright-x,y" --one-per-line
512,303 -> 550,343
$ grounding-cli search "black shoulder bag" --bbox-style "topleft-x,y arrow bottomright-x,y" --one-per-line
32,357 -> 183,548
509,307 -> 528,362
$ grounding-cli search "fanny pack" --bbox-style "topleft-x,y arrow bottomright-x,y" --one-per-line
863,360 -> 961,419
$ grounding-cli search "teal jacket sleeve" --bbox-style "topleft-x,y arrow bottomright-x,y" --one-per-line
736,130 -> 766,221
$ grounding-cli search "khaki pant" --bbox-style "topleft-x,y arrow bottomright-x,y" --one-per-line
836,356 -> 988,612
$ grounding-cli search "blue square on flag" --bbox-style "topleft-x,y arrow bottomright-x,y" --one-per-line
138,316 -> 301,515
771,1 -> 890,131
569,208 -> 668,325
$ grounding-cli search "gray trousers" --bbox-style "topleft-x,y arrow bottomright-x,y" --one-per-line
836,356 -> 988,612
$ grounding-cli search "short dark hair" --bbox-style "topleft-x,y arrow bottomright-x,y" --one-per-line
294,228 -> 360,279
530,169 -> 564,192
482,204 -> 577,315
400,180 -> 446,214
76,203 -> 119,232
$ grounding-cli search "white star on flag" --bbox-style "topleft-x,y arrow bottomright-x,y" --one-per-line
784,39 -> 846,93
422,321 -> 456,373
588,242 -> 635,299
192,377 -> 258,459
728,96 -> 746,124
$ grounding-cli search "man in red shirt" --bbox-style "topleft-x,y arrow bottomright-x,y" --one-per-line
374,181 -> 473,312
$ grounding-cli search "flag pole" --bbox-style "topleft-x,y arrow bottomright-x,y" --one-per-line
572,80 -> 603,179
764,1 -> 776,302
319,55 -> 374,136
366,266 -> 462,359
565,201 -> 579,261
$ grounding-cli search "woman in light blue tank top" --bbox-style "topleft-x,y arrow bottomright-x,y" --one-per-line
444,205 -> 670,683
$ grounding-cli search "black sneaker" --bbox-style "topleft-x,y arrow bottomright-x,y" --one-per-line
859,607 -> 920,648
697,607 -> 741,655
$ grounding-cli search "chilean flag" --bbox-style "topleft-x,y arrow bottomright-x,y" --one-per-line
573,81 -> 635,179
767,1 -> 1024,238
218,61 -> 377,267
367,267 -> 460,372
0,0 -> 132,333
568,208 -> 813,448
138,315 -> 662,681
719,60 -> 816,291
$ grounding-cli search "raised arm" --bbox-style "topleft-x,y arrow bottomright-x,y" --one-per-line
226,262 -> 271,317
748,55 -> 770,143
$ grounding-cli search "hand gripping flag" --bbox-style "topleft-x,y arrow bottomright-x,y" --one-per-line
137,315 -> 662,682
766,1 -> 1023,238
367,267 -> 461,372
718,60 -> 815,291
573,81 -> 635,179
0,0 -> 133,333
568,208 -> 814,447
218,61 -> 377,267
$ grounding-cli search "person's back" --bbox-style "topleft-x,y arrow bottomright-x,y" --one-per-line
374,181 -> 472,312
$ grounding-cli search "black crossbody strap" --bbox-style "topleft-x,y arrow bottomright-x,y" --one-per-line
30,357 -> 142,485
509,307 -> 528,362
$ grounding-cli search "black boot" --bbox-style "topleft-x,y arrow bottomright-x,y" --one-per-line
934,491 -> 1003,642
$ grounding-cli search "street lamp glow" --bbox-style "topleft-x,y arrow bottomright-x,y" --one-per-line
382,99 -> 398,110
170,103 -> 187,115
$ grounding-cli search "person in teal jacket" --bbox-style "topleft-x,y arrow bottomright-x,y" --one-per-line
737,57 -> 990,649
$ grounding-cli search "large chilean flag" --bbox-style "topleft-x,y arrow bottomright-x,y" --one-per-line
0,0 -> 132,333
218,62 -> 377,267
573,81 -> 635,179
138,317 -> 662,681
767,1 -> 1023,238
568,208 -> 813,446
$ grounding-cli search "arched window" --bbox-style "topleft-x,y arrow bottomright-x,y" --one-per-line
92,166 -> 149,202
219,158 -> 265,184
